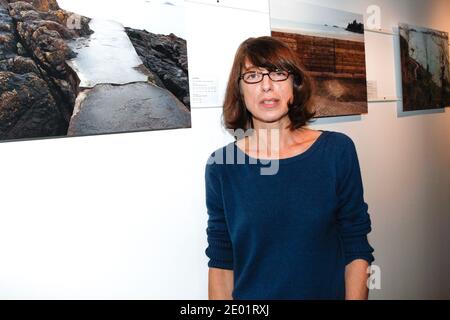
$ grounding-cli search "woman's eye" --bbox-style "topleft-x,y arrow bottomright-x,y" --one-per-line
247,73 -> 258,79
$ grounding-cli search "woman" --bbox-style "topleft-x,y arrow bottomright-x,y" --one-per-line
205,36 -> 374,300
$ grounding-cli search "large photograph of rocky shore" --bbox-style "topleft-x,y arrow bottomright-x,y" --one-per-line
0,0 -> 190,142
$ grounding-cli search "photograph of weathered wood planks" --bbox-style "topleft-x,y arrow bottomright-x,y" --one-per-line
270,1 -> 368,117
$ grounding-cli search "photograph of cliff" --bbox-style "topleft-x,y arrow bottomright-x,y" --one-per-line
270,1 -> 368,117
0,0 -> 190,142
399,23 -> 450,111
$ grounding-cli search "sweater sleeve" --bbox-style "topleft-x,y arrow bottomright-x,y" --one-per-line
204,158 -> 234,270
335,136 -> 375,266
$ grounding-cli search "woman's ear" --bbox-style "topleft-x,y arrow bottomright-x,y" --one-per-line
288,93 -> 294,105
289,78 -> 295,105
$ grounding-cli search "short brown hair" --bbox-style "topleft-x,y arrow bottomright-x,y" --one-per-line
223,36 -> 315,131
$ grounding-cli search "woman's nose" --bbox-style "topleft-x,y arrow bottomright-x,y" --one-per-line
260,73 -> 273,92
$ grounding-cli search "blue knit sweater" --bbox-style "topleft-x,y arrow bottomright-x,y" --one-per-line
204,130 -> 374,300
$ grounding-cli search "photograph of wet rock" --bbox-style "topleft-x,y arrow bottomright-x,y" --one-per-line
0,0 -> 190,142
270,1 -> 368,117
399,23 -> 450,111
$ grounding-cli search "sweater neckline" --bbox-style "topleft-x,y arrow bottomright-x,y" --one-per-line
233,130 -> 330,164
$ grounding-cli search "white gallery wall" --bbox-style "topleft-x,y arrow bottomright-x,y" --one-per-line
0,0 -> 449,299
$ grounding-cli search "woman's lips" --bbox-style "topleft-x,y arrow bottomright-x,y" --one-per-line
259,98 -> 279,108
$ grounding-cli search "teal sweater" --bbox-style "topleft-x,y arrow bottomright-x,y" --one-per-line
205,130 -> 374,299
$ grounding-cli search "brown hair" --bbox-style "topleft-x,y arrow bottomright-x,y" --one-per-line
223,36 -> 315,131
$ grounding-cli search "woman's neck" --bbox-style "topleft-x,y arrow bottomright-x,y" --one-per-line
246,118 -> 303,158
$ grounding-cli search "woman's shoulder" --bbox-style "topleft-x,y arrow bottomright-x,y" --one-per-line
206,143 -> 234,163
317,131 -> 360,168
205,142 -> 235,175
319,130 -> 355,148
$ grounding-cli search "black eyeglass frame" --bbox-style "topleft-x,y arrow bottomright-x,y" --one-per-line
239,70 -> 293,84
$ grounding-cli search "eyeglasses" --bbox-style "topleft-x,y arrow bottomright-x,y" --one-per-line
239,70 -> 291,84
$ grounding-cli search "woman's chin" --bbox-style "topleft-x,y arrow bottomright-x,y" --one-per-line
252,112 -> 290,126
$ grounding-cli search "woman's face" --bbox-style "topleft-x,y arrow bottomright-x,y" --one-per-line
240,59 -> 294,127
